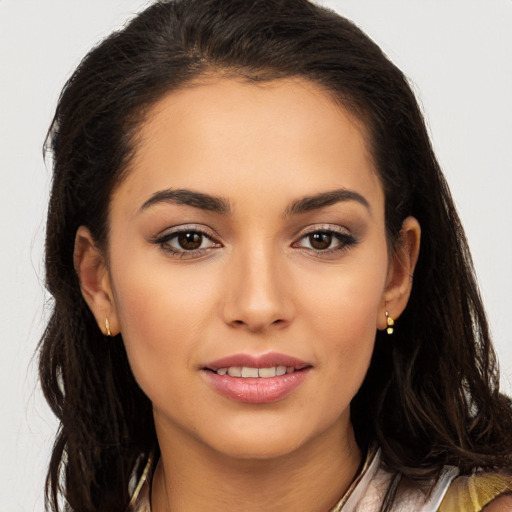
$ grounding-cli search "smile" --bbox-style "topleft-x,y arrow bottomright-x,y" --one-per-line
215,366 -> 296,377
202,352 -> 312,403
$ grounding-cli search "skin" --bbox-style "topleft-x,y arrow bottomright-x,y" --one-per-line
75,78 -> 420,511
484,494 -> 512,511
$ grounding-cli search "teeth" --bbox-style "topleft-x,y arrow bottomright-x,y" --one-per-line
227,367 -> 242,377
216,366 -> 297,378
258,367 -> 276,378
276,366 -> 286,376
241,367 -> 259,378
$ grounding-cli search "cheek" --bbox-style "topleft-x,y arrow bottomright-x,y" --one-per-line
320,290 -> 379,379
110,240 -> 217,334
298,250 -> 388,389
311,288 -> 380,423
303,256 -> 387,341
107,249 -> 216,396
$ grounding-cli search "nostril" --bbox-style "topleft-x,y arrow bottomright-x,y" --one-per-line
228,317 -> 286,331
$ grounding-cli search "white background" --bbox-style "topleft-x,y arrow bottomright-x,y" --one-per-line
1,1 -> 511,510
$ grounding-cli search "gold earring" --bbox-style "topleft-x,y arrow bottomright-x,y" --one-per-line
385,311 -> 394,335
105,317 -> 112,336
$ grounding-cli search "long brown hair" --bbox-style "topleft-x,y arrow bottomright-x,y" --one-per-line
40,1 -> 512,510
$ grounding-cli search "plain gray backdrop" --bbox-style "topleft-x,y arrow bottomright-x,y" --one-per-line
1,1 -> 511,510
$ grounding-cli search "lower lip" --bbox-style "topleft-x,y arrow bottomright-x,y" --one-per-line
202,369 -> 310,404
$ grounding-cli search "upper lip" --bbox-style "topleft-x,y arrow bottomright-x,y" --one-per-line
204,351 -> 311,371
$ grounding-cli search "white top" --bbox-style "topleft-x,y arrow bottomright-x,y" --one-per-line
333,447 -> 459,511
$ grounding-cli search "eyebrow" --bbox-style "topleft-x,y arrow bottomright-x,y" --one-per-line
139,187 -> 370,217
139,188 -> 231,214
283,188 -> 371,217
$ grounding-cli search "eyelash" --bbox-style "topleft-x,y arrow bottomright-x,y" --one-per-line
152,225 -> 357,259
152,226 -> 221,259
292,226 -> 358,255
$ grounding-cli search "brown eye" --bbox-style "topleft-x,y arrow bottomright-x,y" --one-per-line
154,227 -> 221,257
309,232 -> 332,250
177,232 -> 203,250
293,227 -> 357,255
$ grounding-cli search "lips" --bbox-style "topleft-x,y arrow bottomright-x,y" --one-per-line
202,352 -> 312,403
205,352 -> 310,371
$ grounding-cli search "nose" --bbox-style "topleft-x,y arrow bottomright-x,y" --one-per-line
221,245 -> 294,333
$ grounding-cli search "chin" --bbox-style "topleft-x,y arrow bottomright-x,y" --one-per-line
201,419 -> 323,462
213,435 -> 305,461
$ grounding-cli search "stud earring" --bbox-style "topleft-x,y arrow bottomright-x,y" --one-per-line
385,311 -> 394,335
105,317 -> 112,336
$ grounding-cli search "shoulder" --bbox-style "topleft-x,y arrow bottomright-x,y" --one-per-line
439,471 -> 512,512
483,493 -> 512,511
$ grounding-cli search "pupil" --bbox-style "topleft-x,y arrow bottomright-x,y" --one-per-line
178,232 -> 202,250
310,232 -> 331,250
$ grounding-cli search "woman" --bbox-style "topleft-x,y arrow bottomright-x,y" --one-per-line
39,0 -> 512,510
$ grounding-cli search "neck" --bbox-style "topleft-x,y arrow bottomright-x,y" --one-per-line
151,419 -> 362,512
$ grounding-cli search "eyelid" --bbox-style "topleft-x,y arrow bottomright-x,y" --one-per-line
296,223 -> 352,238
292,224 -> 358,254
152,224 -> 222,256
153,223 -> 219,240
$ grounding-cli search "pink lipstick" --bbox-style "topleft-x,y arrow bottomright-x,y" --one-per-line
202,352 -> 312,403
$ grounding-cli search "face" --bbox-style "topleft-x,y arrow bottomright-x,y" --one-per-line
85,78 -> 412,461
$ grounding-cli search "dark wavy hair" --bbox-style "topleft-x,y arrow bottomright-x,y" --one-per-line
39,0 -> 512,510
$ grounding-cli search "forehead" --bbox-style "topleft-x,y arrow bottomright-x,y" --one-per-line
117,77 -> 383,216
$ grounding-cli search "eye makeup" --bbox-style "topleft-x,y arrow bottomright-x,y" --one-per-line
152,224 -> 222,259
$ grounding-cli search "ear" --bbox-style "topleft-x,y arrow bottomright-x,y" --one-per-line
377,216 -> 421,330
74,226 -> 120,336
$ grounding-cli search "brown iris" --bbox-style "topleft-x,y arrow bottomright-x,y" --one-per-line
309,232 -> 332,250
178,232 -> 203,250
